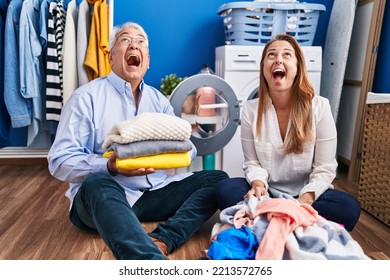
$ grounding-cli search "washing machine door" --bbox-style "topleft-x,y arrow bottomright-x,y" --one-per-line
169,73 -> 239,156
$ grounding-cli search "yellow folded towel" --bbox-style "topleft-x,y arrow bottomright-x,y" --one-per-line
103,151 -> 191,170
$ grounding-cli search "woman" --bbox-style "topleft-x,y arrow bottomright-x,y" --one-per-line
216,34 -> 360,231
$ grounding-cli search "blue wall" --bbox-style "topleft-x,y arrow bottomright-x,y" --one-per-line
114,0 -> 334,89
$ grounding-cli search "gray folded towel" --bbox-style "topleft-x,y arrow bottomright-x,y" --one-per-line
107,139 -> 193,159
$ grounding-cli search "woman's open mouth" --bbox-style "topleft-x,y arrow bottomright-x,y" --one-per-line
272,69 -> 285,81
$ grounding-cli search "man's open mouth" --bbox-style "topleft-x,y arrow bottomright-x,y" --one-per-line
127,55 -> 140,67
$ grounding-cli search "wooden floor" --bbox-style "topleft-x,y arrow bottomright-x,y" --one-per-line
0,162 -> 389,260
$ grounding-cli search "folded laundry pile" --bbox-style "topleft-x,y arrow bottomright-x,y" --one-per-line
102,112 -> 193,170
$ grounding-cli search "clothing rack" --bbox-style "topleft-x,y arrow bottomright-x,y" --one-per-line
0,0 -> 114,159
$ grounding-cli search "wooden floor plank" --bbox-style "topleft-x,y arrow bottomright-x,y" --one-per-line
0,163 -> 389,260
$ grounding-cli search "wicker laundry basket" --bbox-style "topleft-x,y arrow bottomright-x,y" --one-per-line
358,95 -> 390,227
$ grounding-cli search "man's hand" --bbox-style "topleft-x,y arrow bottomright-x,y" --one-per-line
107,152 -> 155,177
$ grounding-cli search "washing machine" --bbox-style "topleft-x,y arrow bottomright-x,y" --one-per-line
169,72 -> 239,173
215,45 -> 323,177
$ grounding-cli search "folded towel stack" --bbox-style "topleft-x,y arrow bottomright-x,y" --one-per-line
102,113 -> 193,170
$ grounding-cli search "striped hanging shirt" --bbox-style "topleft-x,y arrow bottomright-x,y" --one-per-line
46,1 -> 66,121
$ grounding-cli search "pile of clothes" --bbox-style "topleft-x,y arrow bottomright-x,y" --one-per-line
207,194 -> 370,260
102,112 -> 193,170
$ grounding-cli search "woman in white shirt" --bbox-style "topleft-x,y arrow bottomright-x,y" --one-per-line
216,34 -> 361,231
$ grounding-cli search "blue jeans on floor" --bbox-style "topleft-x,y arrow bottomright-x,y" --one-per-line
69,170 -> 228,260
215,178 -> 361,232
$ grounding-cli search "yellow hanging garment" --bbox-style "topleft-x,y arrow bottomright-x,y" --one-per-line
85,0 -> 111,80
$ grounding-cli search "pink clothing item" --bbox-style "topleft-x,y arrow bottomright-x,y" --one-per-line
253,199 -> 318,260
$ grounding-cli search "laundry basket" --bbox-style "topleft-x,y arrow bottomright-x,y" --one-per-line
358,93 -> 390,227
217,1 -> 326,45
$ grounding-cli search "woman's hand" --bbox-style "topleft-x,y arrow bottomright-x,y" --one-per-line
244,180 -> 269,199
297,192 -> 315,205
107,152 -> 155,177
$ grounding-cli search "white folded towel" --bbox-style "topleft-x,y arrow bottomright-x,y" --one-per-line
102,112 -> 192,149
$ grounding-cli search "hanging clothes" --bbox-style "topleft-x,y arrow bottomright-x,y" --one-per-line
99,0 -> 109,71
19,0 -> 49,146
39,0 -> 50,68
4,0 -> 32,130
62,0 -> 79,103
45,0 -> 66,123
85,0 -> 110,81
0,0 -> 11,147
77,0 -> 92,86
1,0 -> 112,148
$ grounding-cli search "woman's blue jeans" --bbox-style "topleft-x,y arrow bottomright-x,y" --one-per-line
69,170 -> 228,260
215,178 -> 361,231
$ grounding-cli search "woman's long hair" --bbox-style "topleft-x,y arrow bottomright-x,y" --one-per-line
256,34 -> 314,154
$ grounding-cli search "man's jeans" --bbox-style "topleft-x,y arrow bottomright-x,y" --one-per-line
69,170 -> 228,259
